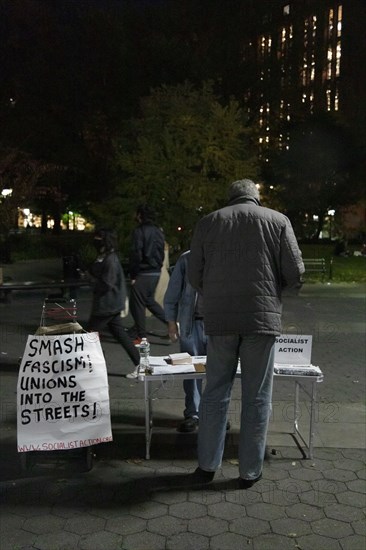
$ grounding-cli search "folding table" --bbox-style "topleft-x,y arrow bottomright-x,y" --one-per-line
140,365 -> 323,460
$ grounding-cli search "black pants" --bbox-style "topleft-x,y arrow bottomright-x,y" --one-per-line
88,313 -> 140,367
129,274 -> 167,338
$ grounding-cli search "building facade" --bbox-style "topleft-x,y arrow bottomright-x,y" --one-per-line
241,0 -> 365,239
242,0 -> 365,152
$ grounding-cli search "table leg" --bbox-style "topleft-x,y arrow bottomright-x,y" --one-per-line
308,381 -> 317,460
144,377 -> 152,460
294,381 -> 300,436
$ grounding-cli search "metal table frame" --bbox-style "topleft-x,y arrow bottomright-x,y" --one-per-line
141,369 -> 323,460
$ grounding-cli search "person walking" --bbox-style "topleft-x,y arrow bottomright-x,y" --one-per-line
87,229 -> 141,376
164,250 -> 205,432
127,204 -> 168,348
188,179 -> 304,487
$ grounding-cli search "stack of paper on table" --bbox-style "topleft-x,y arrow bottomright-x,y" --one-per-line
145,356 -> 321,377
146,356 -> 206,375
273,364 -> 322,376
169,352 -> 192,365
235,362 -> 321,376
224,360 -> 322,377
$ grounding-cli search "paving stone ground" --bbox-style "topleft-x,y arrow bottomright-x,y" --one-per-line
0,261 -> 365,549
0,446 -> 365,550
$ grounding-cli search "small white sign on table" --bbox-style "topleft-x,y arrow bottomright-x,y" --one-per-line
274,334 -> 313,365
17,332 -> 112,453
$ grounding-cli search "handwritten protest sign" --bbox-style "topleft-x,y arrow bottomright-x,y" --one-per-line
274,334 -> 312,365
17,332 -> 112,453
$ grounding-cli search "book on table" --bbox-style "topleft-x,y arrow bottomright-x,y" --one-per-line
168,352 -> 192,365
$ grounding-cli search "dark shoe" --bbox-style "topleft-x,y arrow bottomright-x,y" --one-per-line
238,473 -> 262,489
177,417 -> 199,433
191,467 -> 216,483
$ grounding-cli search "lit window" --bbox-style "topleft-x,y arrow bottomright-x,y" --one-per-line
326,89 -> 331,110
336,43 -> 342,76
283,4 -> 290,16
327,48 -> 333,79
328,8 -> 334,32
337,5 -> 342,37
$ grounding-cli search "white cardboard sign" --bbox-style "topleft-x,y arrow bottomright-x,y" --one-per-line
17,333 -> 112,453
274,334 -> 312,365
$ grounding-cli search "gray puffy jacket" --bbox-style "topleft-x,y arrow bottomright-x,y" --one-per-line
188,197 -> 304,336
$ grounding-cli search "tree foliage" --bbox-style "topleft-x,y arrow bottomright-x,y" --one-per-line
0,148 -> 68,234
102,81 -> 258,250
0,0 -> 132,228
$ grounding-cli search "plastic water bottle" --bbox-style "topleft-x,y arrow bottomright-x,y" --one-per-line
139,338 -> 150,374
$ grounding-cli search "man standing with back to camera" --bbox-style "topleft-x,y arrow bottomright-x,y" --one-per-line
188,179 -> 304,488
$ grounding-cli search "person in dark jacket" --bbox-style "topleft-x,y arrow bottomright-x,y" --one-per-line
88,229 -> 140,373
188,179 -> 304,487
127,204 -> 168,352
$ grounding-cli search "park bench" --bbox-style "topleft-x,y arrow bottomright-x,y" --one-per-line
0,280 -> 91,303
303,258 -> 327,281
169,259 -> 330,281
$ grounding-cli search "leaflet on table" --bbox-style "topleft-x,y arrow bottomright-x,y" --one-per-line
148,356 -> 321,377
234,361 -> 322,377
147,356 -> 206,375
148,356 -> 206,365
273,364 -> 322,376
147,365 -> 197,375
148,356 -> 171,366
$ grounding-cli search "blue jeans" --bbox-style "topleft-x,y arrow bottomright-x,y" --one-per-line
198,333 -> 275,480
180,319 -> 206,419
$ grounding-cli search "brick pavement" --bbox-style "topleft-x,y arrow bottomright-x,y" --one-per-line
0,445 -> 365,550
0,261 -> 365,549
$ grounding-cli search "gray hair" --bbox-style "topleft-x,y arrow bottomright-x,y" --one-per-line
228,179 -> 260,201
